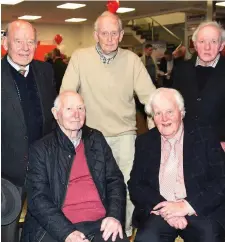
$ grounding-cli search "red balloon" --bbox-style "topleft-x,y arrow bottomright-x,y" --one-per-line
106,0 -> 119,13
54,34 -> 63,45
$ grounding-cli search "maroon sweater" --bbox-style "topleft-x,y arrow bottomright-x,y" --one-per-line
62,141 -> 106,223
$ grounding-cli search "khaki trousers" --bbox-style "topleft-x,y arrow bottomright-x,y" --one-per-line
105,134 -> 136,237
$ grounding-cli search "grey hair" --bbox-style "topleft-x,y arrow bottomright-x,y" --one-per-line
94,11 -> 123,32
192,21 -> 225,42
53,95 -> 61,111
5,20 -> 37,42
145,88 -> 185,117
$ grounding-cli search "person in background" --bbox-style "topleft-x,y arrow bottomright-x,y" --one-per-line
21,91 -> 129,242
158,50 -> 174,87
142,43 -> 158,87
1,20 -> 55,242
128,88 -> 225,242
44,51 -> 54,65
60,11 -> 156,237
172,21 -> 225,151
52,48 -> 67,94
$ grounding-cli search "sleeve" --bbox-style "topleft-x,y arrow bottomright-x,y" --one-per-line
60,50 -> 81,93
185,128 -> 225,216
26,145 -> 75,242
128,136 -> 165,212
100,133 -> 126,225
133,55 -> 156,107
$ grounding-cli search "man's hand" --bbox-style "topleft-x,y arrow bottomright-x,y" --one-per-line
100,217 -> 123,241
166,216 -> 188,230
152,201 -> 189,219
220,141 -> 225,151
65,231 -> 89,242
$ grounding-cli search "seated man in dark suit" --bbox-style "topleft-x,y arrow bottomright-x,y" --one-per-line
128,88 -> 225,242
21,91 -> 129,242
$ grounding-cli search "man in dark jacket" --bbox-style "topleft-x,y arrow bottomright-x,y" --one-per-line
21,91 -> 128,242
128,88 -> 225,242
1,20 -> 55,242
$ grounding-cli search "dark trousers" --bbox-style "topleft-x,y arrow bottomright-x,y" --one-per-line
1,187 -> 25,242
135,215 -> 225,242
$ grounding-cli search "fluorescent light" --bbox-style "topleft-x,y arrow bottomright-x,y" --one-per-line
116,7 -> 135,13
1,0 -> 24,4
216,1 -> 225,6
57,3 -> 86,9
65,18 -> 87,22
18,15 -> 42,20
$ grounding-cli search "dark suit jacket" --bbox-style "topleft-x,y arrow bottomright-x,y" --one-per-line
1,56 -> 56,186
172,55 -> 225,141
128,119 -> 225,230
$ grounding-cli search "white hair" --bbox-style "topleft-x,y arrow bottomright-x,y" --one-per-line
145,88 -> 185,117
192,21 -> 225,42
53,95 -> 61,110
94,11 -> 123,32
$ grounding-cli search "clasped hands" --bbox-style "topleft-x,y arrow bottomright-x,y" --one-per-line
65,217 -> 123,242
150,200 -> 189,230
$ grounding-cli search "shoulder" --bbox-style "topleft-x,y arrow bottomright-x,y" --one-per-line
136,127 -> 159,145
118,48 -> 139,59
31,60 -> 52,71
71,46 -> 95,58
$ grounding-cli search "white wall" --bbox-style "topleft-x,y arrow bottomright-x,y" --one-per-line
2,22 -> 96,56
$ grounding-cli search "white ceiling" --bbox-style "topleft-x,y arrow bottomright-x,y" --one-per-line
1,1 -> 209,26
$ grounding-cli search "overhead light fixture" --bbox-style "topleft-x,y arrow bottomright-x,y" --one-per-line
116,7 -> 135,13
216,1 -> 225,6
57,3 -> 86,9
1,0 -> 24,4
65,18 -> 87,22
18,15 -> 42,20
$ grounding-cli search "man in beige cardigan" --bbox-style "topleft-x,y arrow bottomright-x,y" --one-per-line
60,11 -> 156,237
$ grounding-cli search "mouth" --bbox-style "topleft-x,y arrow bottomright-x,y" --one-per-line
162,123 -> 172,127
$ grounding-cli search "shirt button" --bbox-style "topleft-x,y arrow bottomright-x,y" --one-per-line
68,155 -> 71,158
197,98 -> 201,101
24,136 -> 28,140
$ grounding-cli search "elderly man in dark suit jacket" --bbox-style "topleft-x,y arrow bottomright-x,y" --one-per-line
172,21 -> 225,151
128,88 -> 225,242
1,20 -> 55,242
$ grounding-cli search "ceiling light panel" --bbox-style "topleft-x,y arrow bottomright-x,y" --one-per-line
1,0 -> 24,5
57,3 -> 86,10
116,7 -> 135,13
18,15 -> 42,20
216,1 -> 225,6
65,18 -> 87,22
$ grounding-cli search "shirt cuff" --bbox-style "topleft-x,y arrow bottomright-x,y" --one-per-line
183,200 -> 196,216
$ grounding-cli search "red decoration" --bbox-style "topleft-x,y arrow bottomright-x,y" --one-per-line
54,34 -> 63,45
37,41 -> 40,45
106,0 -> 119,13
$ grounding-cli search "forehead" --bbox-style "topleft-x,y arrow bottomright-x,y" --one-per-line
197,25 -> 220,40
98,16 -> 119,31
9,22 -> 35,39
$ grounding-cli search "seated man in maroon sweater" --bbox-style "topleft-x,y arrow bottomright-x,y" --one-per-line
21,91 -> 128,242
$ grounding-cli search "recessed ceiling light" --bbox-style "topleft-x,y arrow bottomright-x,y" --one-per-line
65,18 -> 87,22
18,15 -> 42,20
57,3 -> 86,10
216,1 -> 225,6
1,0 -> 24,5
116,7 -> 135,13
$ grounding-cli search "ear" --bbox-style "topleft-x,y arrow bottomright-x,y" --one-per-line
219,41 -> 225,52
2,36 -> 9,51
118,30 -> 124,43
93,31 -> 99,43
51,107 -> 58,120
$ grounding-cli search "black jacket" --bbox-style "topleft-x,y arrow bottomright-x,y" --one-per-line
172,55 -> 225,141
21,126 -> 126,242
1,56 -> 56,187
128,119 -> 225,229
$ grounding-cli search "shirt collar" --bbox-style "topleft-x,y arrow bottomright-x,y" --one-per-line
95,43 -> 118,64
7,55 -> 29,77
195,54 -> 220,68
70,129 -> 82,149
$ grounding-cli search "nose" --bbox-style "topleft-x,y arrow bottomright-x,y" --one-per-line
204,41 -> 211,50
74,109 -> 80,118
161,113 -> 169,122
107,34 -> 113,42
22,41 -> 29,51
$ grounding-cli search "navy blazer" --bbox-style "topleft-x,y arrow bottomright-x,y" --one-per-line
128,119 -> 225,229
1,56 -> 56,186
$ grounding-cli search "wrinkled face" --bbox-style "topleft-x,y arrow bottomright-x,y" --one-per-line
52,94 -> 86,135
3,21 -> 37,67
94,16 -> 124,54
194,25 -> 224,64
153,94 -> 183,139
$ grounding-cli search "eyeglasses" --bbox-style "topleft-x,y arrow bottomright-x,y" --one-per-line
14,39 -> 36,48
98,31 -> 120,39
